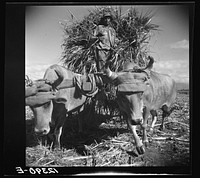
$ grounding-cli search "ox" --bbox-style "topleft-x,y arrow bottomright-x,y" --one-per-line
104,57 -> 177,154
26,64 -> 99,148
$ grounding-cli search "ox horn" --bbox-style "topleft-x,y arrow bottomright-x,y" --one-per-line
140,56 -> 154,71
104,62 -> 118,80
53,69 -> 64,87
45,65 -> 65,88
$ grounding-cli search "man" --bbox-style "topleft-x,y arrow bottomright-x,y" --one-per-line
93,12 -> 117,72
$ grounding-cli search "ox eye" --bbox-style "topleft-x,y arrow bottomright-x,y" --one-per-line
43,101 -> 51,108
138,92 -> 143,99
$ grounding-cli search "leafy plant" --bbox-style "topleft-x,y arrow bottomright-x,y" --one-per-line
60,6 -> 160,73
59,6 -> 160,116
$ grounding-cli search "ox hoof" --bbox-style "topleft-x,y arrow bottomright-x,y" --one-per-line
136,145 -> 145,155
53,147 -> 61,151
52,143 -> 61,150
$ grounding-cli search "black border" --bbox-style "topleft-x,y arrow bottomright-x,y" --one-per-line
4,3 -> 26,176
4,1 -> 195,176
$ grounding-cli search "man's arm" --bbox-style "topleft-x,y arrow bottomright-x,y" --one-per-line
93,25 -> 104,38
108,27 -> 119,47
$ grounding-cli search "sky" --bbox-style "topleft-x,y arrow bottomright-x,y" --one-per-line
25,4 -> 190,84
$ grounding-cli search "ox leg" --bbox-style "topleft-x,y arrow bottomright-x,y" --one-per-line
141,107 -> 150,147
122,112 -> 129,130
149,110 -> 158,133
53,114 -> 66,149
127,118 -> 145,155
54,126 -> 63,149
160,105 -> 170,130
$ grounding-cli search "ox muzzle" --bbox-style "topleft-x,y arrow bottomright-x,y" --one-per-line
34,126 -> 50,135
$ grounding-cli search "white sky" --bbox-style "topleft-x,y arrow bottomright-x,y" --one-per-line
25,5 -> 190,83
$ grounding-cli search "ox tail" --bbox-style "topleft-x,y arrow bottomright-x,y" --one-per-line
164,78 -> 177,110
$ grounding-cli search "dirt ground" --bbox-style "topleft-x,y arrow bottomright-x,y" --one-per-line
26,92 -> 190,170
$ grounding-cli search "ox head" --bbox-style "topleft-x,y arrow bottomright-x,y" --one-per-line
26,66 -> 67,135
104,58 -> 153,125
26,88 -> 67,135
26,91 -> 55,135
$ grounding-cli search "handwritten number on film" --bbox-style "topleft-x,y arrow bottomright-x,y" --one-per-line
16,167 -> 58,174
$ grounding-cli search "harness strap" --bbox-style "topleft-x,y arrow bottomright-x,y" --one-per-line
74,74 -> 99,97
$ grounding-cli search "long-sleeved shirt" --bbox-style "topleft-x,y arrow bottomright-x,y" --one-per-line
93,25 -> 116,50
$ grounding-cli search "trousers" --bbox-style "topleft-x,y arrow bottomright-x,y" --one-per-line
95,48 -> 112,72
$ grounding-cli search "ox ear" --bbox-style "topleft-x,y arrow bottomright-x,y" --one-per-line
133,72 -> 150,92
52,91 -> 67,104
53,97 -> 67,104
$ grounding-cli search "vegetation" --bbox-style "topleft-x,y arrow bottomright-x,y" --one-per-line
26,92 -> 190,167
60,6 -> 160,73
25,7 -> 190,169
59,6 -> 160,116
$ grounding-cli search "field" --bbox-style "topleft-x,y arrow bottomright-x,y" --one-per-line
26,91 -> 190,170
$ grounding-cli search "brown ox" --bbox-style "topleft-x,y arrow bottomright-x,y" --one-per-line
104,58 -> 177,154
26,64 -> 98,148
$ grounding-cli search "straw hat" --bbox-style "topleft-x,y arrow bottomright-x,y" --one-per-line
101,12 -> 113,21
